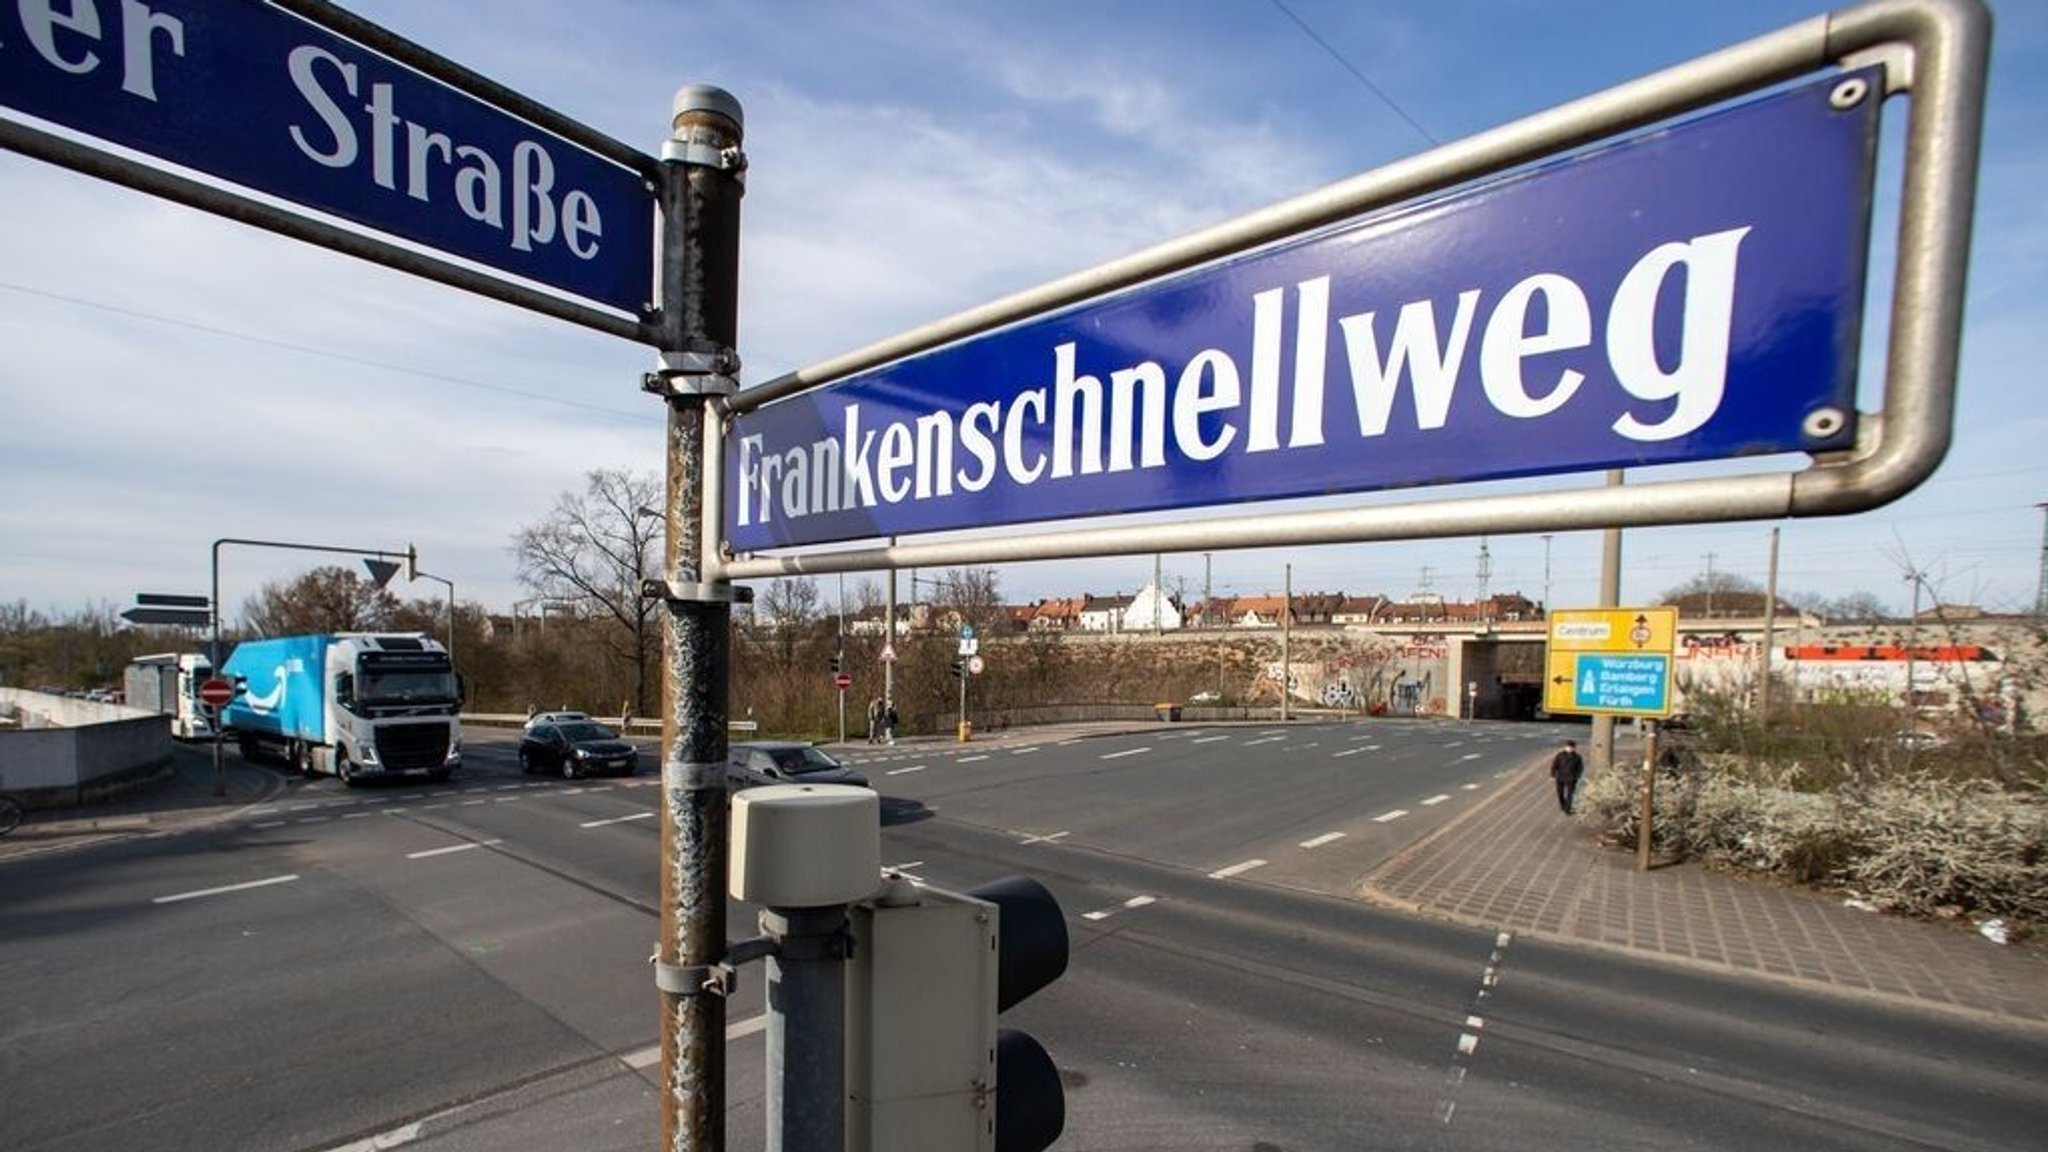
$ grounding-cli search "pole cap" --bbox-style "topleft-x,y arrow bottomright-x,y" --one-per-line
673,84 -> 743,133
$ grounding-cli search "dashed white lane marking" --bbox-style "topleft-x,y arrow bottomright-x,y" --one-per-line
1241,736 -> 1285,747
581,811 -> 655,829
1083,895 -> 1156,921
1010,747 -> 1040,755
342,812 -> 372,820
1209,859 -> 1268,879
407,840 -> 503,860
1191,735 -> 1230,744
1019,830 -> 1069,846
1100,747 -> 1149,760
324,1120 -> 423,1151
1299,832 -> 1347,849
1374,809 -> 1409,823
959,754 -> 990,763
1437,931 -> 1514,1126
887,765 -> 927,776
1333,747 -> 1366,758
1422,794 -> 1451,806
153,874 -> 299,904
1461,753 -> 1483,761
252,821 -> 287,829
1462,783 -> 1481,791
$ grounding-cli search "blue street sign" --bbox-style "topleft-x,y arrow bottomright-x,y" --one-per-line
727,70 -> 1878,552
0,0 -> 655,314
1571,654 -> 1671,716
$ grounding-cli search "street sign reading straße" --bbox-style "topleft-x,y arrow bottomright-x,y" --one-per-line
727,70 -> 1878,552
0,0 -> 656,316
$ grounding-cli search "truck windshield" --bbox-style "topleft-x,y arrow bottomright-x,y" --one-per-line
358,666 -> 457,705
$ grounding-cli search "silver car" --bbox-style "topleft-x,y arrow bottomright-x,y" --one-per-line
727,741 -> 870,790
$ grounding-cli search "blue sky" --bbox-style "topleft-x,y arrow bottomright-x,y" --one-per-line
2,0 -> 2044,623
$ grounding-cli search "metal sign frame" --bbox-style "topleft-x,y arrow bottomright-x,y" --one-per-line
709,0 -> 1988,585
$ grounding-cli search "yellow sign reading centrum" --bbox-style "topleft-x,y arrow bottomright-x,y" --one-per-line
1544,606 -> 1679,717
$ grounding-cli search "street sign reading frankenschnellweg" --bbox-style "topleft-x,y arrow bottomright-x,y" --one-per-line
0,0 -> 655,317
726,70 -> 1878,551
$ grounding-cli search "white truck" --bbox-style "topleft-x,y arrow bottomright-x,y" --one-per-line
123,652 -> 216,740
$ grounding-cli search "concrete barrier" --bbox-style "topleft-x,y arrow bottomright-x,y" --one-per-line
0,689 -> 175,808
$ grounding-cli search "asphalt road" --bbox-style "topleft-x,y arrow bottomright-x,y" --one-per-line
2,720 -> 2042,1151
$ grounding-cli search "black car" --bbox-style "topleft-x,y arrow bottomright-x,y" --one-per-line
519,719 -> 639,779
726,741 -> 870,790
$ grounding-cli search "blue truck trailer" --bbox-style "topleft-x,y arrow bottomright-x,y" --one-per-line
220,633 -> 461,785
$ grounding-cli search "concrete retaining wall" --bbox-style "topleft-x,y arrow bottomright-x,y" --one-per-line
0,689 -> 175,805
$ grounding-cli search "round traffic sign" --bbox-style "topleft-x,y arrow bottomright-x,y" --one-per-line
967,655 -> 985,676
834,672 -> 853,691
199,677 -> 235,708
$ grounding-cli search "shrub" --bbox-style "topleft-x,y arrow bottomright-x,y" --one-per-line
1583,756 -> 2048,926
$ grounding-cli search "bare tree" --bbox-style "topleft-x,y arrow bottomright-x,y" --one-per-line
511,469 -> 663,714
240,566 -> 399,636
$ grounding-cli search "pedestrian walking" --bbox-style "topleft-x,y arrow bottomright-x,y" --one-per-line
883,700 -> 898,746
866,696 -> 883,744
1550,739 -> 1585,815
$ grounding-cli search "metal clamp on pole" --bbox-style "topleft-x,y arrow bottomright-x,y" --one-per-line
643,346 -> 741,398
664,759 -> 727,794
654,960 -> 735,998
643,578 -> 739,604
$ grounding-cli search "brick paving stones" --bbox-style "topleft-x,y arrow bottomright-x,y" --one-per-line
1365,761 -> 2048,1023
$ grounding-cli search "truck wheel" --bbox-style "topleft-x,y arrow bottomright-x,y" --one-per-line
290,740 -> 315,778
336,749 -> 358,787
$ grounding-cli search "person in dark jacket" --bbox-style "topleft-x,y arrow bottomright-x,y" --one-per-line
1549,739 -> 1585,815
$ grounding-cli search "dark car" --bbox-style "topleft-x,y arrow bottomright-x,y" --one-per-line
727,741 -> 870,791
520,719 -> 639,779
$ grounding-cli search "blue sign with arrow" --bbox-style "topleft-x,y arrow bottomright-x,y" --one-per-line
1570,654 -> 1672,716
728,70 -> 1878,551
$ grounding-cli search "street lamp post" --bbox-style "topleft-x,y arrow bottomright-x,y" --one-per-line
412,570 -> 456,665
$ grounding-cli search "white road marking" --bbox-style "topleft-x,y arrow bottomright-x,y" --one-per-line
1010,746 -> 1040,755
1374,810 -> 1409,823
1299,832 -> 1347,849
1241,736 -> 1285,747
1083,895 -> 1156,920
1462,753 -> 1482,761
251,821 -> 287,829
407,840 -> 502,860
581,811 -> 655,829
1457,1032 -> 1480,1055
324,1121 -> 423,1151
1019,831 -> 1069,846
153,874 -> 299,905
1333,747 -> 1366,758
1209,859 -> 1268,879
1462,783 -> 1481,791
1191,735 -> 1230,744
1100,747 -> 1149,760
887,765 -> 927,776
342,812 -> 372,820
1422,794 -> 1451,806
959,754 -> 989,763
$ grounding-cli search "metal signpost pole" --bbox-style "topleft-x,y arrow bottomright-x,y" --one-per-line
653,86 -> 745,1152
1591,471 -> 1624,778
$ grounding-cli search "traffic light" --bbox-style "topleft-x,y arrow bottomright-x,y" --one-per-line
950,658 -> 965,679
848,874 -> 1068,1152
831,652 -> 843,674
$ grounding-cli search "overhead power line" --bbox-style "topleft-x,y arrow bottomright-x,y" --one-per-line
1268,0 -> 1441,147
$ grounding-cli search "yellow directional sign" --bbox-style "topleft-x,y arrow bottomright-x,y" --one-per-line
1544,607 -> 1678,718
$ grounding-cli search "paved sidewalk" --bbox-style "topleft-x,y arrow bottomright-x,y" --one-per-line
1365,759 -> 2048,1024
